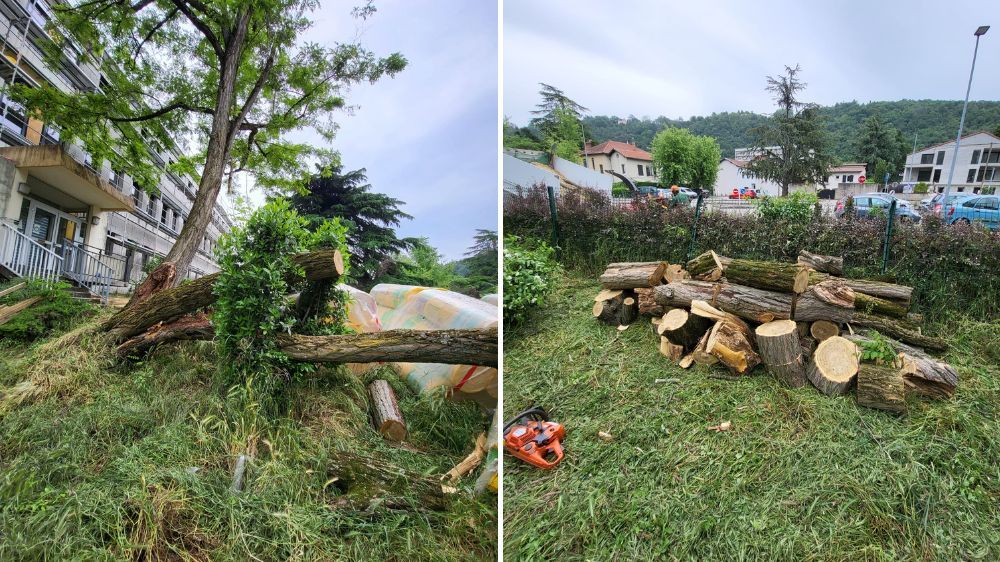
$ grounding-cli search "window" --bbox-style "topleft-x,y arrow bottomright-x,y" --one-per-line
146,195 -> 156,215
846,175 -> 853,182
160,206 -> 169,225
933,169 -> 942,183
968,169 -> 977,183
871,197 -> 889,208
975,197 -> 999,210
936,151 -> 945,165
621,164 -> 625,173
646,165 -> 652,176
591,158 -> 595,169
637,164 -> 644,176
920,153 -> 934,165
989,150 -> 1000,164
854,197 -> 870,207
599,164 -> 604,173
972,150 -> 981,164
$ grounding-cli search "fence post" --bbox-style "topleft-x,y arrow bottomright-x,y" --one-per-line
546,184 -> 560,259
881,199 -> 897,274
686,191 -> 706,262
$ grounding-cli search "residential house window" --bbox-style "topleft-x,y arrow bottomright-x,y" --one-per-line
846,175 -> 853,182
967,169 -> 977,183
920,154 -> 934,165
599,164 -> 604,173
637,164 -> 643,176
591,158 -> 595,169
621,164 -> 625,173
936,151 -> 945,165
988,150 -> 1000,164
972,150 -> 981,164
646,165 -> 652,176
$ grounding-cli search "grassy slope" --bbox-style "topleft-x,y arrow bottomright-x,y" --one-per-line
504,274 -> 1000,561
0,314 -> 496,561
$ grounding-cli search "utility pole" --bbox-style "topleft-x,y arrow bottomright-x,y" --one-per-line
943,26 -> 989,203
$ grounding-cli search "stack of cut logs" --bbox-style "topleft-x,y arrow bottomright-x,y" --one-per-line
593,250 -> 958,414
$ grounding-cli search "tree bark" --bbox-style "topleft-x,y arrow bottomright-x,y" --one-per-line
634,287 -> 664,317
851,313 -> 947,352
754,319 -> 808,388
368,380 -> 407,442
657,308 -> 711,349
599,262 -> 666,289
593,290 -> 637,326
794,280 -> 855,323
686,251 -> 730,278
806,336 -> 859,396
809,320 -> 840,342
809,273 -> 912,308
116,313 -> 214,357
797,250 -> 843,276
654,280 -> 792,323
724,258 -> 810,294
856,363 -> 906,414
103,249 -> 344,341
854,292 -> 909,318
659,337 -> 684,362
706,319 -> 760,375
278,328 -> 499,368
325,450 -> 451,512
845,333 -> 957,399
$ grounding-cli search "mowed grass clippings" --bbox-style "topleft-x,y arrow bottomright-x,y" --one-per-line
503,273 -> 1000,561
0,320 -> 497,561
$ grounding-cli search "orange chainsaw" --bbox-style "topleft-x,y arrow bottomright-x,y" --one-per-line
503,406 -> 565,469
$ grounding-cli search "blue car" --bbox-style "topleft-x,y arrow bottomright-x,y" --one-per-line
944,195 -> 1000,229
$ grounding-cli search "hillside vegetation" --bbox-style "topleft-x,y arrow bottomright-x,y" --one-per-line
579,100 -> 1000,161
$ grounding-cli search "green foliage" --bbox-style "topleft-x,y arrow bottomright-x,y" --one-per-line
288,164 -> 414,289
651,127 -> 696,186
0,281 -> 94,341
753,191 -> 818,223
545,107 -> 585,164
378,233 -> 497,297
914,182 -> 930,194
503,236 -> 559,325
854,115 -> 908,177
530,83 -> 588,139
611,182 -> 630,197
212,199 -> 350,413
858,331 -> 897,364
504,117 -> 546,151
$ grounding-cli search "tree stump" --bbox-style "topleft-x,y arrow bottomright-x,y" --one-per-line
797,250 -> 843,276
369,380 -> 407,442
593,290 -> 638,326
809,320 -> 840,342
754,319 -> 807,388
657,308 -> 712,349
806,336 -> 859,396
856,363 -> 906,414
599,262 -> 666,289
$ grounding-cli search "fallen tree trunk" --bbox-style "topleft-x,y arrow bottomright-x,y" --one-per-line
658,308 -> 711,349
116,313 -> 214,357
806,336 -> 859,396
854,292 -> 909,318
845,333 -> 958,399
0,296 -> 42,325
279,328 -> 499,367
797,250 -> 843,276
599,262 -> 666,289
794,280 -> 855,323
654,280 -> 792,323
856,363 -> 906,414
103,249 -> 345,341
809,273 -> 912,308
369,380 -> 407,442
851,313 -> 947,352
0,282 -> 26,299
724,258 -> 810,294
755,320 -> 808,388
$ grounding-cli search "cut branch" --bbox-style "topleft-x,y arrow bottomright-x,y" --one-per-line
278,328 -> 498,368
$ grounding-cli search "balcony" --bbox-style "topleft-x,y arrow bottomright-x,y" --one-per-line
0,144 -> 135,212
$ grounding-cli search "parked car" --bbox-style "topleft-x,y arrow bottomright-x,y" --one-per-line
728,187 -> 757,199
922,192 -> 973,215
834,193 -> 921,222
943,195 -> 1000,229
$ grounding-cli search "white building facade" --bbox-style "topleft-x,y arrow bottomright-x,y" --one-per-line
582,140 -> 657,183
902,131 -> 1000,194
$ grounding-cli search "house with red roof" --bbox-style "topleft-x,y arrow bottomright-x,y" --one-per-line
582,140 -> 656,183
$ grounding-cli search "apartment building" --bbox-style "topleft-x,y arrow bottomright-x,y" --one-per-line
901,131 -> 1000,193
0,0 -> 231,300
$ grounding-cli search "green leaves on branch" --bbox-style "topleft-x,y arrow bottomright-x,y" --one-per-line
503,236 -> 559,325
651,127 -> 721,190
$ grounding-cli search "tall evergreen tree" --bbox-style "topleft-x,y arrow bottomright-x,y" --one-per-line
745,65 -> 833,196
289,166 -> 414,288
854,115 -> 908,178
529,83 -> 587,141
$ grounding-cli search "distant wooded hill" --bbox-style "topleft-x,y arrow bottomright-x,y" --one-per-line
579,100 -> 1000,161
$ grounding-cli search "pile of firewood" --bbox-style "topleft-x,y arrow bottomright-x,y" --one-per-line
593,250 -> 958,413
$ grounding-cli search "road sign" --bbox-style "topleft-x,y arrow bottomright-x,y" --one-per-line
858,175 -> 866,184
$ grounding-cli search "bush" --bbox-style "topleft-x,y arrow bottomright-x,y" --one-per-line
503,236 -> 559,325
754,191 -> 818,223
914,182 -> 929,194
0,280 -> 95,341
504,186 -> 1000,321
611,181 -> 630,197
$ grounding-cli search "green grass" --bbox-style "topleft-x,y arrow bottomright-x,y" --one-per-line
503,273 -> 1000,561
0,315 -> 496,560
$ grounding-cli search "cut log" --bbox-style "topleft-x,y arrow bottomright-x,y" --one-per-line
809,320 -> 840,342
634,287 -> 664,317
686,251 -> 731,278
657,308 -> 712,349
906,313 -> 924,325
706,320 -> 760,375
0,296 -> 43,326
724,258 -> 810,294
754,320 -> 808,387
659,337 -> 684,362
794,280 -> 855,323
800,335 -> 816,361
797,250 -> 843,276
278,328 -> 499,367
599,262 -> 666,289
809,273 -> 912,308
116,313 -> 214,357
691,327 -> 719,366
663,264 -> 689,283
856,363 -> 906,414
854,292 -> 908,318
593,290 -> 638,326
806,336 -> 859,396
845,334 -> 958,399
852,313 -> 947,352
796,321 -> 810,337
654,280 -> 792,323
369,379 -> 407,442
593,289 -> 624,302
102,249 -> 346,341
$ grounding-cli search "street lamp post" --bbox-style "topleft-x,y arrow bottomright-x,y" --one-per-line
943,25 -> 989,203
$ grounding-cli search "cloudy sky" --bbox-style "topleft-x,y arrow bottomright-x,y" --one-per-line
227,0 -> 498,261
504,0 -> 998,124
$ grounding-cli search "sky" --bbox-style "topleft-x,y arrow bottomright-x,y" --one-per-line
504,0 -> 999,125
226,0 -> 498,261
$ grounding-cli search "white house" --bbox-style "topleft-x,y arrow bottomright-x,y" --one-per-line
902,131 -> 1000,193
582,140 -> 656,183
826,163 -> 867,189
714,158 -> 783,196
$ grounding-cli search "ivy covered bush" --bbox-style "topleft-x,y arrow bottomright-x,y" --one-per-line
0,280 -> 95,341
503,236 -> 559,325
212,199 -> 351,412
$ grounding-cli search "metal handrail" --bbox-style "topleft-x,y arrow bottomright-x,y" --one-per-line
0,219 -> 63,285
59,239 -> 113,305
